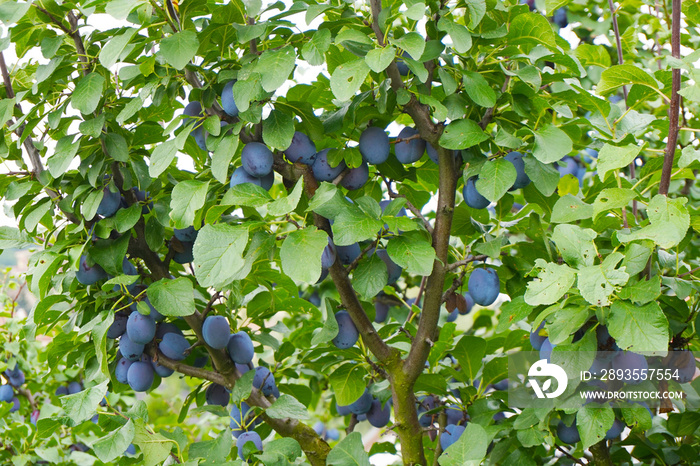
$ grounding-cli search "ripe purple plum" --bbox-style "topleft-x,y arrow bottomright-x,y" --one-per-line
395,127 -> 425,164
359,127 -> 390,164
202,315 -> 231,350
332,310 -> 359,349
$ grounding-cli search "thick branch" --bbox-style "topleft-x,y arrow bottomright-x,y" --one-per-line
589,440 -> 613,466
659,0 -> 681,196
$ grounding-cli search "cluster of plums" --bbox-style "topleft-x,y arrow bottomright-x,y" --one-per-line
0,362 -> 25,413
336,388 -> 392,428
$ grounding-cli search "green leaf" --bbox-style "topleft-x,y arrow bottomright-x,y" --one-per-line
93,419 -> 134,463
523,155 -> 559,197
577,405 -> 614,449
532,125 -> 572,163
71,72 -> 105,114
618,195 -> 689,249
508,12 -> 557,50
391,32 -> 426,61
193,223 -> 249,288
159,30 -> 199,70
79,114 -> 106,138
104,133 -> 129,162
577,252 -> 629,307
438,422 -> 488,465
60,380 -> 109,426
552,224 -> 597,268
329,364 -> 366,407
257,46 -> 296,92
311,298 -> 339,345
387,231 -> 436,276
524,259 -> 576,306
597,64 -> 659,96
266,394 -> 310,420
551,194 -> 593,223
475,158 -> 517,202
47,135 -> 80,177
352,254 -> 388,300
327,432 -> 371,466
187,431 -> 232,462
679,145 -> 700,169
222,183 -> 273,207
147,277 -> 195,317
169,180 -> 210,229
607,300 -> 669,352
597,143 -> 642,181
464,0 -> 486,29
462,71 -> 496,107
0,1 -> 32,25
263,109 -> 295,150
91,234 -> 130,275
365,46 -> 396,73
438,19 -> 472,54
113,203 -> 141,233
211,133 -> 239,184
268,178 -> 304,217
330,58 -> 370,102
0,226 -> 33,249
592,188 -> 638,219
280,228 -> 328,283
133,418 -> 174,466
302,29 -> 331,66
622,242 -> 653,276
231,370 -> 255,404
99,28 -> 137,68
149,129 -> 189,177
332,206 -> 383,246
439,119 -> 489,150
452,336 -> 486,380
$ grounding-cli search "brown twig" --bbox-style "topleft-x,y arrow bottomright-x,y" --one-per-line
347,238 -> 380,273
202,291 -> 221,318
444,255 -> 488,272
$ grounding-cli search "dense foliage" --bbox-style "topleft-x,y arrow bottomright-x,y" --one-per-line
1,0 -> 700,464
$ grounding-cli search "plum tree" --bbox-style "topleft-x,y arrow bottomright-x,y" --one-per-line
468,268 -> 500,306
126,360 -> 154,392
227,331 -> 255,365
202,316 -> 231,350
504,152 -> 531,190
340,162 -> 369,190
205,383 -> 230,407
394,127 -> 426,164
284,132 -> 317,165
76,255 -> 108,285
126,312 -> 156,345
312,149 -> 346,182
159,333 -> 189,361
332,310 -> 359,349
221,80 -> 239,117
359,127 -> 390,164
463,177 -> 490,209
241,143 -> 274,177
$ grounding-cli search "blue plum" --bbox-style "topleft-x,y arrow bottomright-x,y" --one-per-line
119,334 -> 144,361
107,311 -> 128,339
9,397 -> 19,412
321,238 -> 337,269
332,310 -> 359,349
326,429 -> 340,440
202,315 -> 231,350
359,127 -> 390,164
417,395 -> 437,427
467,267 -> 500,306
341,162 -> 369,190
463,176 -> 490,209
97,187 -> 121,218
530,321 -> 546,351
221,80 -> 239,117
312,148 -> 346,182
440,424 -> 465,450
396,52 -> 412,76
540,338 -> 555,361
284,132 -> 316,165
552,8 -> 568,28
666,350 -> 696,383
206,383 -> 230,407
336,243 -> 361,265
173,240 -> 194,264
231,401 -> 256,437
127,312 -> 156,345
445,405 -> 465,425
366,398 -> 391,427
55,385 -> 68,396
155,322 -> 183,339
395,127 -> 425,164
0,385 -> 12,402
67,382 -> 82,395
115,358 -> 133,384
125,444 -> 136,455
374,300 -> 389,323
375,249 -> 402,284
159,333 -> 189,361
345,388 -> 373,415
505,151 -> 530,190
605,418 -> 625,439
237,431 -> 263,461
174,226 -> 198,242
446,309 -> 458,322
558,156 -> 578,177
76,255 -> 108,285
228,331 -> 255,364
460,292 -> 474,315
241,142 -> 274,177
253,366 -> 278,397
557,421 -> 580,444
151,359 -> 174,378
127,361 -> 154,392
612,351 -> 648,384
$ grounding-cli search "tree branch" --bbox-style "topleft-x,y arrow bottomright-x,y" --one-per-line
445,255 -> 487,272
589,440 -> 613,466
659,0 -> 681,196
